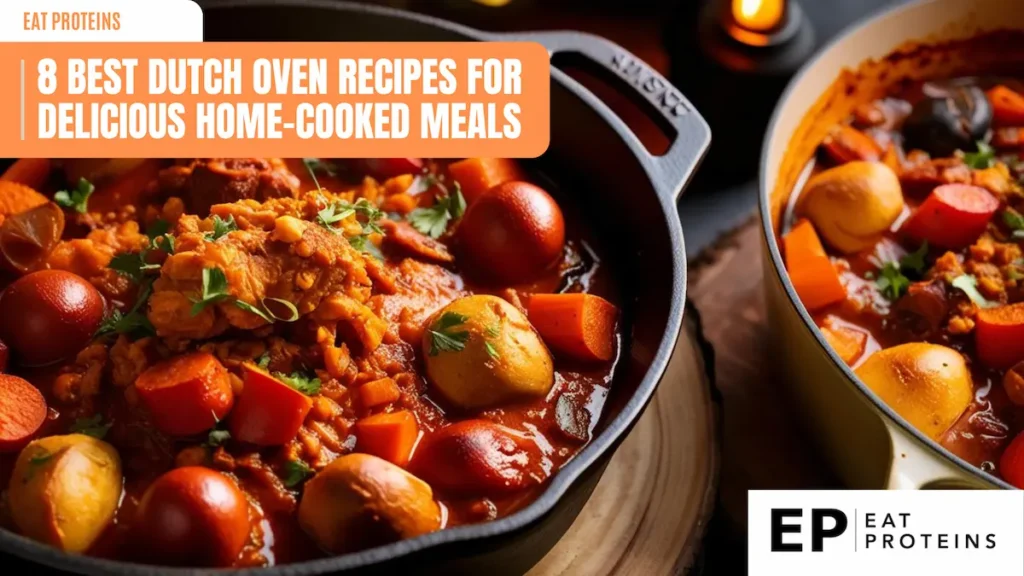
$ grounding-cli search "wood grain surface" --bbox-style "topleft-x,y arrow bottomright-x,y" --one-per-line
529,311 -> 719,576
687,217 -> 838,532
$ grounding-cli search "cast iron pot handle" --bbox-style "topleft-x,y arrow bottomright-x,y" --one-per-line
487,30 -> 711,201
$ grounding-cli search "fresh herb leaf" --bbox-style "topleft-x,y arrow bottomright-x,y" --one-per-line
1004,209 -> 1024,233
274,371 -> 321,396
316,201 -> 355,233
53,178 -> 95,214
207,429 -> 231,447
94,277 -> 156,340
69,414 -> 112,439
407,186 -> 467,239
304,157 -> 337,178
190,267 -> 231,316
428,312 -> 471,356
109,252 -> 159,283
951,274 -> 999,309
485,324 -> 501,338
1009,268 -> 1024,281
485,341 -> 500,360
204,215 -> 238,242
899,241 -> 929,276
352,198 -> 386,234
282,460 -> 314,488
302,158 -> 341,192
256,352 -> 271,369
234,300 -> 274,323
963,141 -> 996,169
29,452 -> 52,466
876,261 -> 910,300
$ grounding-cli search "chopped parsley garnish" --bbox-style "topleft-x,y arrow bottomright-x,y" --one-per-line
303,158 -> 338,185
428,312 -> 471,356
109,252 -> 160,283
875,242 -> 929,300
899,241 -> 929,276
484,323 -> 501,359
962,141 -> 996,169
69,414 -> 112,439
147,219 -> 176,254
316,201 -> 355,232
256,352 -> 271,369
274,371 -> 321,396
1003,209 -> 1024,239
190,267 -> 232,316
485,341 -> 500,360
204,215 -> 238,242
876,261 -> 910,300
54,178 -> 95,214
282,460 -> 314,488
951,274 -> 999,309
407,182 -> 466,239
94,279 -> 156,340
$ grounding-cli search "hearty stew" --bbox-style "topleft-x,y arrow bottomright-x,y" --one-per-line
781,76 -> 1024,487
0,156 -> 622,566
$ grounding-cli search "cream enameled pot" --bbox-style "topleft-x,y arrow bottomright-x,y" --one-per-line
760,0 -> 1024,490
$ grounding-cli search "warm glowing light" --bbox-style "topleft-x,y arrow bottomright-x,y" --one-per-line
731,0 -> 785,33
472,0 -> 515,6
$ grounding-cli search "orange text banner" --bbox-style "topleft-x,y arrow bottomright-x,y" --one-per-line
0,42 -> 551,158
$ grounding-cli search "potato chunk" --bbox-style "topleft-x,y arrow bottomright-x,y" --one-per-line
422,295 -> 554,410
855,343 -> 973,439
797,161 -> 904,254
8,434 -> 123,553
298,454 -> 440,554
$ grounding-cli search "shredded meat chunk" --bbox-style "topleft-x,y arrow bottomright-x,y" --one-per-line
147,201 -> 379,342
158,158 -> 300,217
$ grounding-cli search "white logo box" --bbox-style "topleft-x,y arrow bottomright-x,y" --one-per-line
749,490 -> 1024,576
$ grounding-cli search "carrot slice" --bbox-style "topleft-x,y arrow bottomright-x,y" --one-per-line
782,220 -> 846,311
135,352 -> 234,436
819,321 -> 867,365
448,158 -> 526,204
354,410 -> 419,467
821,125 -> 882,164
229,367 -> 313,446
527,293 -> 619,363
976,303 -> 1024,369
987,85 -> 1024,127
359,377 -> 401,409
900,184 -> 998,250
0,374 -> 47,453
1,159 -> 52,190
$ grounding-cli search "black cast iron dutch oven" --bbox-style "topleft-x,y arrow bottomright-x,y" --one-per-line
0,1 -> 711,574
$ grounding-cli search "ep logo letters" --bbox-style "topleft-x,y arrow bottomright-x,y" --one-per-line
749,491 -> 1024,576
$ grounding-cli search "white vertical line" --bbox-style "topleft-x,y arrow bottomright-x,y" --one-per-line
20,60 -> 25,141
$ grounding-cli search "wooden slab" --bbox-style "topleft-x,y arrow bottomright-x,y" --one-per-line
530,312 -> 719,575
686,217 -> 838,533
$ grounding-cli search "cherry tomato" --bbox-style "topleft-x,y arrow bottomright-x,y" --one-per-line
359,158 -> 423,179
458,181 -> 565,285
134,467 -> 250,567
0,270 -> 104,366
410,420 -> 547,496
1000,431 -> 1024,489
135,352 -> 234,436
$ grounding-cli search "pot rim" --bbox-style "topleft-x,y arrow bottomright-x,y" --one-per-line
0,0 -> 699,574
757,0 -> 1011,490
